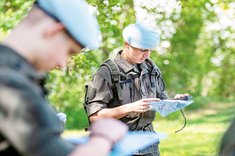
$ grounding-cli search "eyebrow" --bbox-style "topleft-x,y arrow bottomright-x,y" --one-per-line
129,44 -> 150,52
141,49 -> 150,52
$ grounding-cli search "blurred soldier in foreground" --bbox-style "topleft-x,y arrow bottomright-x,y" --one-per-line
0,0 -> 127,155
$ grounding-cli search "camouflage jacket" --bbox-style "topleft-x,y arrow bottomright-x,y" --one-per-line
0,45 -> 74,156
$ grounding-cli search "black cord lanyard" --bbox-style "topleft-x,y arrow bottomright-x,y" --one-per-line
175,109 -> 187,133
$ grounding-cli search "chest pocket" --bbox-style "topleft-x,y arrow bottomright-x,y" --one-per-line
123,72 -> 149,105
139,66 -> 161,99
101,59 -> 135,105
120,74 -> 135,104
147,59 -> 166,99
140,72 -> 155,98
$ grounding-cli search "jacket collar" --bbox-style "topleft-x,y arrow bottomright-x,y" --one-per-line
0,44 -> 45,81
114,50 -> 150,74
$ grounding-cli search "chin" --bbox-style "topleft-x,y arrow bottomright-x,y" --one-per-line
36,68 -> 48,73
138,60 -> 145,63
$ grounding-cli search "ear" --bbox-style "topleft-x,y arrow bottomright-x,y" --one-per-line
43,23 -> 65,38
124,42 -> 129,49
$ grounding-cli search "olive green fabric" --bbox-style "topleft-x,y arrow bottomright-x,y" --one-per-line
0,45 -> 74,156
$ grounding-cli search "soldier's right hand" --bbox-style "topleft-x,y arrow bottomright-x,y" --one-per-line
128,98 -> 160,113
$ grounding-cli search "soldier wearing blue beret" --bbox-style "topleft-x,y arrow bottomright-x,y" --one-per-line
0,0 -> 128,155
84,23 -> 189,156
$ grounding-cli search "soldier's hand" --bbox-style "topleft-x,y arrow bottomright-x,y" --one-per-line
70,119 -> 127,156
174,93 -> 189,100
90,118 -> 128,144
130,98 -> 160,113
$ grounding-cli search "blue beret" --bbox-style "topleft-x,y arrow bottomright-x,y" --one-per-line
122,23 -> 160,50
36,0 -> 101,50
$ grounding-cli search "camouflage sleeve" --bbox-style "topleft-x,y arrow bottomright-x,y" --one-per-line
0,75 -> 74,155
85,66 -> 113,116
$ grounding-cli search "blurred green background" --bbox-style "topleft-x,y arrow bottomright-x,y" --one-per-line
1,0 -> 235,155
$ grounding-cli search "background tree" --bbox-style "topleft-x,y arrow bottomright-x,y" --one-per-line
1,0 -> 235,129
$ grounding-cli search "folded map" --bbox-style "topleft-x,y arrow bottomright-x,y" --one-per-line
149,100 -> 194,117
66,131 -> 167,156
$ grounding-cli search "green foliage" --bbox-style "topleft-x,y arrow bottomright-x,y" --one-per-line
0,0 -> 34,39
1,0 -> 235,129
157,101 -> 235,156
87,0 -> 136,59
46,52 -> 104,129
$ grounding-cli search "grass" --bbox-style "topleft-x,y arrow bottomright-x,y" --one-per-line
157,101 -> 235,156
63,101 -> 235,156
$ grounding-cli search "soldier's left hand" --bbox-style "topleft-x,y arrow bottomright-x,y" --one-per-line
174,93 -> 189,100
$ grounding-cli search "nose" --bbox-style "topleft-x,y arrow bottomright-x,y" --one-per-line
57,57 -> 68,68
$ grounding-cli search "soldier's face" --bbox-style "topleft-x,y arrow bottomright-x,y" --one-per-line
48,36 -> 82,70
126,44 -> 151,64
36,27 -> 83,72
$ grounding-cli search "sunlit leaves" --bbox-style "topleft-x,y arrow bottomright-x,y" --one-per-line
1,0 -> 235,129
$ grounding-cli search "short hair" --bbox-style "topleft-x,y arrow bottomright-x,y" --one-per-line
21,6 -> 55,26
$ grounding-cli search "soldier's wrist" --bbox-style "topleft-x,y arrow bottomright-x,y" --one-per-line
90,132 -> 115,145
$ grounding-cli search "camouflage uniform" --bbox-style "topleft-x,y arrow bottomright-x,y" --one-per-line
0,45 -> 74,156
85,51 -> 168,156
